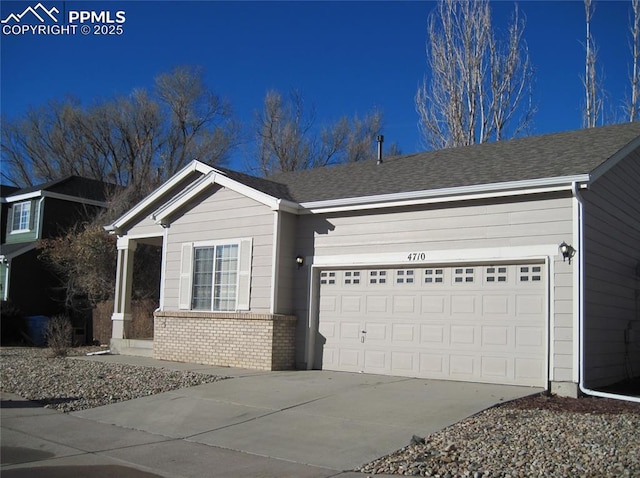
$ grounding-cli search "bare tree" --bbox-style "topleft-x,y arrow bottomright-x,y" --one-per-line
626,0 -> 640,121
415,0 -> 535,150
255,89 -> 391,176
583,0 -> 604,128
1,66 -> 239,191
155,66 -> 240,176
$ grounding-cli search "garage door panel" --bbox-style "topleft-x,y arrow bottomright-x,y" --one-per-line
364,350 -> 388,370
450,355 -> 475,376
420,353 -> 447,374
319,295 -> 337,312
366,295 -> 388,313
516,295 -> 544,314
318,321 -> 336,339
451,295 -> 477,314
364,322 -> 388,341
515,357 -> 544,381
318,263 -> 546,386
421,295 -> 447,314
391,351 -> 414,371
339,321 -> 360,339
420,324 -> 446,344
482,295 -> 510,315
481,326 -> 510,346
481,356 -> 510,379
450,325 -> 476,346
515,326 -> 544,347
338,348 -> 360,367
341,296 -> 362,313
392,323 -> 415,342
393,296 -> 417,313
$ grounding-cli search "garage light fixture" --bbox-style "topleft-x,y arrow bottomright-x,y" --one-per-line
296,255 -> 304,268
559,242 -> 576,264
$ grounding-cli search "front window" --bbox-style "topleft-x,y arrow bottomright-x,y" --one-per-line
191,244 -> 239,311
11,202 -> 31,232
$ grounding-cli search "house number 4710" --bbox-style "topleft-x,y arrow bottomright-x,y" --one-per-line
407,252 -> 427,261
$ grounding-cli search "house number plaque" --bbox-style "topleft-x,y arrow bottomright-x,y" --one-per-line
407,252 -> 427,261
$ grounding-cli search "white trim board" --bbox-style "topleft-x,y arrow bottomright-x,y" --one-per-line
309,244 -> 561,268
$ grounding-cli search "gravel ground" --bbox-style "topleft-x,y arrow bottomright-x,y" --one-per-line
0,347 -> 228,413
2,347 -> 639,477
358,393 -> 640,478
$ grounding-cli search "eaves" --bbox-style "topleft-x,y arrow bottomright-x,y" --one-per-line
297,175 -> 591,214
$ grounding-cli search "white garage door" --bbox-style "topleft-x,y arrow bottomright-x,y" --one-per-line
318,263 -> 546,387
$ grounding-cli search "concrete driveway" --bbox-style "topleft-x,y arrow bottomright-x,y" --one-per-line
2,355 -> 541,477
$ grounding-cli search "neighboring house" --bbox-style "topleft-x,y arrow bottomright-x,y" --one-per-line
105,123 -> 640,398
0,176 -> 110,319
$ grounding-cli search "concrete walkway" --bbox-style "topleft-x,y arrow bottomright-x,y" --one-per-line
1,354 -> 542,477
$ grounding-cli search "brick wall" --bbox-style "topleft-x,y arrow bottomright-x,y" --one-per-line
153,311 -> 297,370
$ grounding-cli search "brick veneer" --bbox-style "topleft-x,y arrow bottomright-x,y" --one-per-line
153,311 -> 297,370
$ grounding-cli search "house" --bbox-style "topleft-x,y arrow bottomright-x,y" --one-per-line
1,176 -> 110,322
105,123 -> 640,398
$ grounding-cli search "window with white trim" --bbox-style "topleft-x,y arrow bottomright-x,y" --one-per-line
191,244 -> 238,311
11,202 -> 31,232
178,239 -> 252,311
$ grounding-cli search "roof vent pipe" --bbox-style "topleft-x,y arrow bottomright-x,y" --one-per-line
376,135 -> 384,165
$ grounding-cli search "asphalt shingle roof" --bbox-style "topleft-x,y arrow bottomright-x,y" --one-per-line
264,123 -> 640,203
8,176 -> 115,202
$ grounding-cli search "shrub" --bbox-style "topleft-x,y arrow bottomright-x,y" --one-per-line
46,315 -> 73,357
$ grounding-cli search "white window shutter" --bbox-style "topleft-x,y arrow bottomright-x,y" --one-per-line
236,238 -> 253,310
178,243 -> 193,309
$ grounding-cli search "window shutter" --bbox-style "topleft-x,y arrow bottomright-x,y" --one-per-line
178,243 -> 193,309
236,238 -> 253,310
8,205 -> 15,233
28,201 -> 36,230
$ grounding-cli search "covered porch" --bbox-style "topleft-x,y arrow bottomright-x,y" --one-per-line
110,234 -> 163,356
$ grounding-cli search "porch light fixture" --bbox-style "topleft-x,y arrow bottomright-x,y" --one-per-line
296,255 -> 304,268
559,241 -> 576,264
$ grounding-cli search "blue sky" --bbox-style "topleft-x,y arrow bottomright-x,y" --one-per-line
0,1 -> 634,171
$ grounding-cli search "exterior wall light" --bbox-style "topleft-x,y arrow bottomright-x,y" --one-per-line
296,255 -> 304,268
559,242 -> 576,264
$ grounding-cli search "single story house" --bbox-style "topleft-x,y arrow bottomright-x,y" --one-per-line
106,123 -> 640,398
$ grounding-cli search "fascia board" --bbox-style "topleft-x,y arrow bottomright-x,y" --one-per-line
588,135 -> 640,183
298,175 -> 589,214
212,173 -> 284,211
152,171 -> 216,224
106,160 -> 214,232
5,191 -> 107,207
4,191 -> 43,202
151,169 -> 297,225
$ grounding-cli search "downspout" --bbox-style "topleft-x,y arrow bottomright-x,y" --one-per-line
35,197 -> 45,239
573,181 -> 640,403
2,259 -> 10,301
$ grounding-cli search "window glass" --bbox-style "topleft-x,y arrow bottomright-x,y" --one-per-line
191,244 -> 238,311
12,202 -> 31,231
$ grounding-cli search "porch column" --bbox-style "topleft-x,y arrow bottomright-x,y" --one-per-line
111,237 -> 137,339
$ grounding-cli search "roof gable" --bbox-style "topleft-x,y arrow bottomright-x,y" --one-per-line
107,162 -> 298,233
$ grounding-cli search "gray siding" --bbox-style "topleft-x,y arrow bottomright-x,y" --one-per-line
294,195 -> 575,376
582,152 -> 640,387
275,211 -> 297,315
126,215 -> 163,237
162,187 -> 275,312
